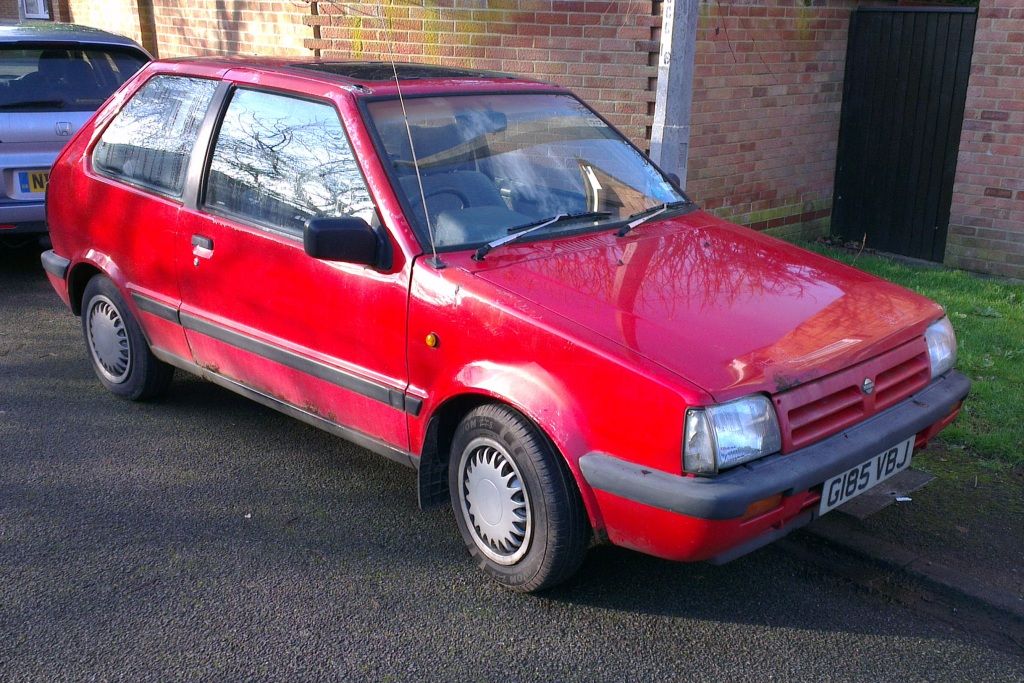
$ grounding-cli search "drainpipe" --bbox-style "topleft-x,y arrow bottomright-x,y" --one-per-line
649,0 -> 699,190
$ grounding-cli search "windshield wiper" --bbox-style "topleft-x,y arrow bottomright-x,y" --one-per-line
506,210 -> 611,234
473,210 -> 611,260
617,200 -> 690,237
0,100 -> 66,110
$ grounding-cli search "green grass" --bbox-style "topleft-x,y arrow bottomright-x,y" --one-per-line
798,243 -> 1024,467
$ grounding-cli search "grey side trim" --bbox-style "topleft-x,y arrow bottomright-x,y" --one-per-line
579,371 -> 971,520
131,292 -> 180,324
179,311 -> 417,414
151,347 -> 415,469
40,250 -> 70,279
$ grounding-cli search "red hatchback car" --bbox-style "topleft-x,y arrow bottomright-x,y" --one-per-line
41,58 -> 969,591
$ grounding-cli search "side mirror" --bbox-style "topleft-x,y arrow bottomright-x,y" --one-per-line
304,216 -> 379,266
666,172 -> 681,188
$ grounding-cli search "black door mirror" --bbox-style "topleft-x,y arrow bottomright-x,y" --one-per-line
304,216 -> 379,266
666,172 -> 681,188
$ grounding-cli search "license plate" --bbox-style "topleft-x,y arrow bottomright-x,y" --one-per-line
819,436 -> 914,515
18,170 -> 49,194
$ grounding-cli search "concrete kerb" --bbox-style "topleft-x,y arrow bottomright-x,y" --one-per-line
803,513 -> 1024,625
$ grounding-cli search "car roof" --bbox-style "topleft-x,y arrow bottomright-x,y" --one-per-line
287,61 -> 530,83
0,21 -> 150,54
158,56 -> 556,95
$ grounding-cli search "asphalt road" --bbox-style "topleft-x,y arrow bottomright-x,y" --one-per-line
2,244 -> 1022,681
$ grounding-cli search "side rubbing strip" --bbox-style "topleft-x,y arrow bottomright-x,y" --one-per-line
404,395 -> 423,416
131,292 -> 181,324
178,311 -> 416,413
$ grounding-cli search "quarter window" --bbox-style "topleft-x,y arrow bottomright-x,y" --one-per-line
203,89 -> 374,237
93,75 -> 217,197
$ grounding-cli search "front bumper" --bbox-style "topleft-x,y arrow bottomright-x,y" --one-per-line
580,370 -> 970,562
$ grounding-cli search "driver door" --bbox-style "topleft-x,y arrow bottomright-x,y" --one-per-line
176,82 -> 413,452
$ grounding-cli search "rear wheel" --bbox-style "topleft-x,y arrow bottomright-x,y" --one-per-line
449,404 -> 588,592
81,275 -> 173,401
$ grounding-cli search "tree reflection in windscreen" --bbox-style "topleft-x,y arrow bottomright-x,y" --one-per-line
205,89 -> 374,235
366,93 -> 683,248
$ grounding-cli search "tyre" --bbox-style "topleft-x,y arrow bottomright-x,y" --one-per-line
80,275 -> 173,401
449,404 -> 589,591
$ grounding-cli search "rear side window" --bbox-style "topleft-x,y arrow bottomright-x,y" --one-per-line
93,76 -> 217,197
203,88 -> 374,237
0,46 -> 148,112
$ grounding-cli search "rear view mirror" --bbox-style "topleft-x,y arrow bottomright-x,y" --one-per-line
304,216 -> 379,266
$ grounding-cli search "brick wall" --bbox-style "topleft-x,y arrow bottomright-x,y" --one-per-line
686,0 -> 855,237
54,0 -> 309,58
307,1 -> 660,148
51,0 -> 147,47
1,0 -> 22,20
946,0 -> 1024,279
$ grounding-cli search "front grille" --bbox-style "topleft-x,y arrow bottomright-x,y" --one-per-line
774,339 -> 931,452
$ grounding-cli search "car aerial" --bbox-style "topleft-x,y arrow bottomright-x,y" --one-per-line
0,22 -> 150,244
40,57 -> 970,591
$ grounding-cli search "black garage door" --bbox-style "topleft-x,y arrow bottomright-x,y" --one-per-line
832,7 -> 976,262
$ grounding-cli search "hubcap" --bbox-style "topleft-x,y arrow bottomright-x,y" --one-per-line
458,437 -> 532,565
86,295 -> 131,383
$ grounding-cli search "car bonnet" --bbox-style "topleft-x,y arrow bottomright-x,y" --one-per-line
468,210 -> 943,402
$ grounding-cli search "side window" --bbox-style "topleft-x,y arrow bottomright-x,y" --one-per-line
203,89 -> 374,237
93,75 -> 217,197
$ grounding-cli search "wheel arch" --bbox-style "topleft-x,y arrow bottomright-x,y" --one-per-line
66,252 -> 126,316
417,392 -> 494,510
416,387 -> 605,533
67,262 -> 103,315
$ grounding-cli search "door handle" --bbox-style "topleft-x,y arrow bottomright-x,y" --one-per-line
191,234 -> 214,259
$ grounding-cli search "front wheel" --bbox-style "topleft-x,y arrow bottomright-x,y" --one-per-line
449,404 -> 589,592
81,275 -> 173,401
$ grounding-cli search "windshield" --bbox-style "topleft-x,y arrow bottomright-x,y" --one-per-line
365,93 -> 686,250
0,46 -> 147,112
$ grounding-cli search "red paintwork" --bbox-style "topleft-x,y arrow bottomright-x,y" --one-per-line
44,59 -> 962,565
915,402 -> 962,450
593,488 -> 821,562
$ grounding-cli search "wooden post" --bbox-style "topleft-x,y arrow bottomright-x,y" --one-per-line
136,0 -> 159,57
649,0 -> 699,189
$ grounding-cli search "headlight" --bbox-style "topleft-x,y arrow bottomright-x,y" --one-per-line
924,317 -> 957,378
683,395 -> 782,475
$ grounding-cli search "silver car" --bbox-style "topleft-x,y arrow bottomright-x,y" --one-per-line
0,22 -> 149,243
